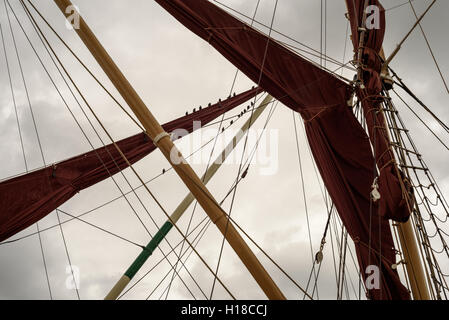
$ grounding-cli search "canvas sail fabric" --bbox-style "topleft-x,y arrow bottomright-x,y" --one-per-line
153,0 -> 410,299
0,87 -> 259,243
345,0 -> 412,223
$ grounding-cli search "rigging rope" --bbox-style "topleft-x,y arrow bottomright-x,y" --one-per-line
391,72 -> 449,135
164,0 -> 263,300
211,0 -> 355,80
124,101 -> 311,300
292,111 -> 319,298
386,0 -> 416,12
408,0 -> 449,94
0,10 -> 53,299
18,0 -> 236,299
391,89 -> 449,151
56,209 -> 146,249
14,0 -> 203,299
0,117 -> 246,246
382,89 -> 449,299
120,215 -> 211,299
209,0 -> 279,300
6,0 -> 83,299
24,0 -> 145,133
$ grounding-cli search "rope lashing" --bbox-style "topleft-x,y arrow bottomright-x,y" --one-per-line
153,131 -> 170,146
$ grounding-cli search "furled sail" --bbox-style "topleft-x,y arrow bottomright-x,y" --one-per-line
345,0 -> 412,223
0,87 -> 260,243
153,0 -> 409,299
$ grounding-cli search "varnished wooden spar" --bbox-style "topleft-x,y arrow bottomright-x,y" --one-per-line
53,0 -> 285,300
383,0 -> 437,67
105,95 -> 273,300
379,50 -> 430,300
344,0 -> 430,299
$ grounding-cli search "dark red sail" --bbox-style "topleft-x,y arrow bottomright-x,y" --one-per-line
345,0 -> 412,223
153,0 -> 409,299
0,87 -> 259,242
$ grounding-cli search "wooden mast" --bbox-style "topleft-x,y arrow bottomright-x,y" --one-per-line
394,218 -> 431,299
53,0 -> 285,300
379,49 -> 430,300
344,2 -> 430,300
105,95 -> 273,300
380,50 -> 430,299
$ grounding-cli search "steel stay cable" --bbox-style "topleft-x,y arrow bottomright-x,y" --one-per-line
0,115 -> 246,247
120,216 -> 212,299
154,207 -> 315,300
303,204 -> 333,298
297,114 -> 340,298
0,99 -> 264,186
129,95 -> 270,299
7,0 -> 434,300
393,80 -> 449,135
156,100 -> 279,300
331,209 -> 364,299
320,0 -> 323,66
0,22 -> 27,171
142,105 -> 313,301
0,94 -> 272,184
129,101 -> 312,300
292,110 -> 319,298
4,0 -> 45,165
381,91 -> 442,298
308,208 -> 364,300
387,116 -> 449,298
15,0 -> 203,300
2,4 -> 438,300
156,109 -> 313,301
124,155 -> 266,300
275,39 -> 356,73
163,0 -> 262,299
23,0 -> 268,137
298,10 -> 358,296
56,209 -> 146,249
18,0 -> 234,299
408,0 -> 449,94
154,102 -> 313,300
386,0 -> 416,12
332,208 -> 346,298
25,0 -> 145,133
162,92 -> 265,298
24,1 -> 293,299
1,13 -> 53,299
325,12 -> 362,298
209,0 -> 279,299
391,89 -> 449,151
4,0 -> 79,299
211,0 -> 354,71
209,0 -> 354,85
385,87 -> 449,214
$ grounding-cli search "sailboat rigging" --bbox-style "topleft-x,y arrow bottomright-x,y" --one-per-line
0,0 -> 448,300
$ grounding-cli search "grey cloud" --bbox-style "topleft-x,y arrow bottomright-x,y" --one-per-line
0,0 -> 448,300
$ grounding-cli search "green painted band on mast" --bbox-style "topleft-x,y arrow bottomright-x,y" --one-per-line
125,221 -> 173,279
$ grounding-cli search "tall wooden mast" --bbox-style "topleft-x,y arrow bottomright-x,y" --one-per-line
53,0 -> 285,300
380,49 -> 430,299
344,1 -> 430,300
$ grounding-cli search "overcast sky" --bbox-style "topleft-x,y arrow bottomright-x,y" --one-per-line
0,0 -> 448,300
